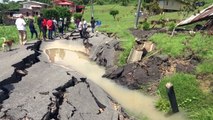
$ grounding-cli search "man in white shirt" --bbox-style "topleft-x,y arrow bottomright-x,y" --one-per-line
15,14 -> 27,45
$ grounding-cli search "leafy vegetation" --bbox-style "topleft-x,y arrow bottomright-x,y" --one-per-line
73,13 -> 83,20
42,8 -> 59,19
150,33 -> 189,57
142,21 -> 150,30
109,9 -> 119,20
42,7 -> 71,20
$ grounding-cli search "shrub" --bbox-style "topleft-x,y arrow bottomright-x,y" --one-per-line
109,9 -> 119,20
121,0 -> 129,6
42,8 -> 59,19
55,6 -> 72,19
96,0 -> 104,5
143,21 -> 150,30
168,22 -> 176,31
73,13 -> 82,20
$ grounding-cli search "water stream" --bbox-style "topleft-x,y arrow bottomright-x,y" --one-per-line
45,48 -> 186,120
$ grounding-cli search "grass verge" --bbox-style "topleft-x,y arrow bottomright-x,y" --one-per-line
0,25 -> 35,46
156,73 -> 213,120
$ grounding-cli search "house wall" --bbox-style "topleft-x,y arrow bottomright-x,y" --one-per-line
23,2 -> 47,9
158,0 -> 184,11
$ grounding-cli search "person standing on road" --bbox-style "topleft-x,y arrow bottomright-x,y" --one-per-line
82,18 -> 87,38
15,14 -> 27,45
37,14 -> 43,40
90,17 -> 96,33
29,19 -> 38,39
52,18 -> 57,38
41,18 -> 47,41
47,18 -> 54,40
78,18 -> 83,38
58,18 -> 64,39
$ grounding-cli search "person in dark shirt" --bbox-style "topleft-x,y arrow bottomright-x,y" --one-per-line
41,18 -> 47,41
90,17 -> 96,33
37,14 -> 43,40
58,18 -> 64,38
29,19 -> 38,39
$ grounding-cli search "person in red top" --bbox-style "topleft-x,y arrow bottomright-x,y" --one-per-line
41,18 -> 47,41
47,19 -> 53,40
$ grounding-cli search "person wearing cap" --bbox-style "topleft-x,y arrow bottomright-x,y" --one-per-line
58,18 -> 64,38
15,14 -> 27,45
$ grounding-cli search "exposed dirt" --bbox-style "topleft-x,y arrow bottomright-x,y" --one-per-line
103,29 -> 200,94
197,74 -> 213,93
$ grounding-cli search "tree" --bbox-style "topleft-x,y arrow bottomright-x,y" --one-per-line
73,13 -> 82,20
55,6 -> 72,19
109,9 -> 119,20
3,0 -> 9,3
42,7 -> 71,20
121,0 -> 129,6
42,8 -> 59,19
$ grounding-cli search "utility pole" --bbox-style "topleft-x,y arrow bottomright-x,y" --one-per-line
91,0 -> 94,18
134,0 -> 142,29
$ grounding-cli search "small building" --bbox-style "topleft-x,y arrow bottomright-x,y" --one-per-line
158,0 -> 185,11
19,0 -> 48,17
177,4 -> 213,34
53,0 -> 84,13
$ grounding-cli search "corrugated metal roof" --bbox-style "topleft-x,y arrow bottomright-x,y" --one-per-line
177,4 -> 213,26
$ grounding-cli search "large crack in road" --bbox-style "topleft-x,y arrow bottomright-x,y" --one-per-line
0,39 -> 128,120
0,41 -> 42,104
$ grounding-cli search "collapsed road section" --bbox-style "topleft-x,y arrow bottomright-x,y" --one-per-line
0,41 -> 130,120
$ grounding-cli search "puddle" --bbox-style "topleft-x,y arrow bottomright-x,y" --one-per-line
45,48 -> 186,120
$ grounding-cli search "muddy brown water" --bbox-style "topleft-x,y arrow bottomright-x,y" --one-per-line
44,48 -> 186,120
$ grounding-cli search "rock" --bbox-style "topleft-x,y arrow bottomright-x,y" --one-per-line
103,67 -> 124,79
89,40 -> 119,67
156,54 -> 169,62
122,63 -> 138,76
133,67 -> 149,85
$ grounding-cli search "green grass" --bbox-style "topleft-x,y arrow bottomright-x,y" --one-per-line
149,33 -> 189,57
188,33 -> 213,74
157,73 -> 213,120
83,5 -> 136,65
151,32 -> 213,119
148,12 -> 185,22
196,60 -> 213,74
189,33 -> 213,60
150,32 -> 213,74
158,73 -> 203,109
0,25 -> 36,47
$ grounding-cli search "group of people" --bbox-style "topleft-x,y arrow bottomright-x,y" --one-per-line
15,14 -> 97,46
36,14 -> 65,41
75,17 -> 96,39
15,14 -> 67,45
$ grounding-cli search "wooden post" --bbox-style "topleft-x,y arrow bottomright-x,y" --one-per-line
91,0 -> 94,18
166,82 -> 179,113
